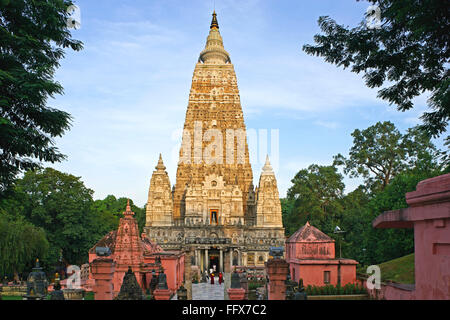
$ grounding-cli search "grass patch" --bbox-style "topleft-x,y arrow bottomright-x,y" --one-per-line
378,253 -> 415,284
1,295 -> 23,300
84,291 -> 95,300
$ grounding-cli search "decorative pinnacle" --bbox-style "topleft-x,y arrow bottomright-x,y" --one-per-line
156,153 -> 166,171
265,155 -> 270,166
123,199 -> 134,216
262,155 -> 273,173
210,10 -> 219,29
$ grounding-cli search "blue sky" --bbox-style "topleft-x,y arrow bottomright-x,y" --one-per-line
49,0 -> 447,206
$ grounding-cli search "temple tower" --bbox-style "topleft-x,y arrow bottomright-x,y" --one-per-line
172,11 -> 254,224
146,154 -> 173,227
113,200 -> 144,292
255,156 -> 283,228
144,12 -> 285,274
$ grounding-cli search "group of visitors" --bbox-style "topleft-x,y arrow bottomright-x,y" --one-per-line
204,269 -> 223,285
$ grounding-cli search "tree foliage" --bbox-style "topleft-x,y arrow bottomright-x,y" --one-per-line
0,214 -> 49,278
303,0 -> 450,136
356,170 -> 439,265
284,164 -> 345,236
0,0 -> 83,193
333,121 -> 440,190
16,168 -> 95,266
90,195 -> 146,235
0,168 -> 147,273
282,121 -> 447,265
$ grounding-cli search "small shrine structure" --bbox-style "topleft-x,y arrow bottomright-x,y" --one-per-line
88,200 -> 184,296
285,222 -> 358,286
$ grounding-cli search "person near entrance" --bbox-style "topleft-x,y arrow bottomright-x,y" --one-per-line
218,272 -> 223,285
210,272 -> 215,285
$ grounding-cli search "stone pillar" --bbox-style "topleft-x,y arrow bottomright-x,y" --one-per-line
200,250 -> 203,271
205,248 -> 209,271
219,249 -> 223,272
224,250 -> 231,300
238,251 -> 242,266
240,272 -> 248,300
266,258 -> 289,300
90,258 -> 115,300
184,248 -> 192,300
230,250 -> 233,270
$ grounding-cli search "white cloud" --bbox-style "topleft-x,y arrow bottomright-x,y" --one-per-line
314,120 -> 340,129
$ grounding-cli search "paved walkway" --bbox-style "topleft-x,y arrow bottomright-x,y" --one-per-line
192,277 -> 224,300
170,277 -> 225,300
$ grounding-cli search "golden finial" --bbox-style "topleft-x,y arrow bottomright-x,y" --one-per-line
211,10 -> 219,29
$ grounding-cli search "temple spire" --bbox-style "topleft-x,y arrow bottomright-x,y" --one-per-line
156,153 -> 166,171
262,155 -> 274,174
124,199 -> 135,216
199,11 -> 230,64
211,10 -> 219,29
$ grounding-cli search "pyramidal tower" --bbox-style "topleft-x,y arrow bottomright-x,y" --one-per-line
173,10 -> 254,224
145,12 -> 284,272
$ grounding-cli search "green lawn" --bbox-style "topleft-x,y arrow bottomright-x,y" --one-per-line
1,295 -> 23,300
378,253 -> 415,284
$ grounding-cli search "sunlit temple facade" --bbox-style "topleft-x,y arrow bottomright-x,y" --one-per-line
144,12 -> 285,273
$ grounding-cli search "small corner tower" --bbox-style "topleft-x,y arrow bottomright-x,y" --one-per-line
255,155 -> 283,228
145,154 -> 173,227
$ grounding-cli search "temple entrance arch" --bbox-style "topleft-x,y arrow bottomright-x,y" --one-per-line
208,249 -> 220,272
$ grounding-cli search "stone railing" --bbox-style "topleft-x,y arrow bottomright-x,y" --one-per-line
0,284 -> 27,297
234,266 -> 266,280
63,288 -> 86,300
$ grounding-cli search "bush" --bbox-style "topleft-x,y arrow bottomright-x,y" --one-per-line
248,280 -> 264,291
306,283 -> 367,296
305,285 -> 313,295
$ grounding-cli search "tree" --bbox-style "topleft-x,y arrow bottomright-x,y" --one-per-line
440,136 -> 450,172
0,0 -> 83,193
285,164 -> 345,236
337,186 -> 371,263
281,197 -> 295,235
359,170 -> 439,265
333,122 -> 440,190
0,214 -> 49,280
90,195 -> 146,235
16,168 -> 94,266
303,0 -> 450,136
